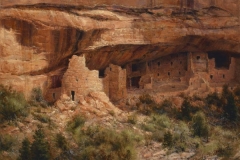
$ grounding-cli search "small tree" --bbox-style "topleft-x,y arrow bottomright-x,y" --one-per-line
0,86 -> 28,121
30,88 -> 48,108
192,112 -> 209,140
31,126 -> 50,160
181,98 -> 191,120
18,138 -> 31,160
224,93 -> 238,121
55,133 -> 68,151
163,131 -> 173,148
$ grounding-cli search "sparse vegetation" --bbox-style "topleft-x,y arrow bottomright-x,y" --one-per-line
0,85 -> 28,121
137,94 -> 160,115
2,84 -> 240,160
127,113 -> 138,124
0,134 -> 15,152
67,115 -> 86,133
75,125 -> 138,160
206,91 -> 221,107
18,138 -> 31,160
30,126 -> 50,160
55,133 -> 68,151
192,112 -> 209,140
223,92 -> 238,121
163,131 -> 173,148
33,113 -> 51,123
180,98 -> 192,121
29,87 -> 48,108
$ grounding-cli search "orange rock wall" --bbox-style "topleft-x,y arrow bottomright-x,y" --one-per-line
1,0 -> 238,16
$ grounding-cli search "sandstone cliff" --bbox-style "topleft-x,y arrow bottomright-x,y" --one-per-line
0,0 -> 239,97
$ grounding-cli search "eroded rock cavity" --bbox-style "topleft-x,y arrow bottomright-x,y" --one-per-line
0,1 -> 240,102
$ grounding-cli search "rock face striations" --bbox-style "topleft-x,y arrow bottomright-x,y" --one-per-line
0,0 -> 240,101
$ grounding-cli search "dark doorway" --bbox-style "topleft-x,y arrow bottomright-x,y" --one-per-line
52,93 -> 56,100
99,69 -> 105,78
51,75 -> 62,88
196,56 -> 200,60
71,91 -> 75,101
210,75 -> 213,79
131,77 -> 141,88
208,52 -> 231,69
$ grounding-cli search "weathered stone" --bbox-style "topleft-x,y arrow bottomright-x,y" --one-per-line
0,1 -> 240,100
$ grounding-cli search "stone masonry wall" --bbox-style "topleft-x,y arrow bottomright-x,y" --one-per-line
126,51 -> 239,93
62,55 -> 103,102
150,53 -> 188,82
104,64 -> 127,102
191,52 -> 208,72
208,57 -> 236,85
45,88 -> 62,102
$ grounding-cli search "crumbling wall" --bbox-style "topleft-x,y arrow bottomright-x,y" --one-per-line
192,52 -> 208,72
62,55 -> 103,102
208,57 -> 236,85
104,64 -> 127,102
139,74 -> 153,89
45,88 -> 61,102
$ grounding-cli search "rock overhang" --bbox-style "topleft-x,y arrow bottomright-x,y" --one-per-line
0,3 -> 239,75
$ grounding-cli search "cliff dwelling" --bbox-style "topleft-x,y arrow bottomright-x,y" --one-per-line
126,51 -> 238,95
1,1 -> 240,159
44,50 -> 239,103
0,0 -> 240,103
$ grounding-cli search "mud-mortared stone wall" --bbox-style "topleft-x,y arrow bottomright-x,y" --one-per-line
104,64 -> 127,102
62,55 -> 103,102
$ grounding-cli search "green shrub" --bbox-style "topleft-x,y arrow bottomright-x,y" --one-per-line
0,134 -> 15,152
139,94 -> 154,104
216,145 -> 234,158
223,92 -> 238,121
67,115 -> 85,133
33,113 -> 51,123
31,126 -> 50,160
18,138 -> 31,160
137,94 -> 160,115
55,133 -> 68,151
192,112 -> 209,139
163,131 -> 173,148
127,113 -> 138,124
0,86 -> 28,121
109,110 -> 115,116
234,86 -> 240,97
141,122 -> 155,132
151,114 -> 171,130
206,92 -> 221,107
76,125 -> 137,160
141,114 -> 171,133
158,99 -> 173,114
30,88 -> 48,108
152,131 -> 164,142
180,98 -> 192,121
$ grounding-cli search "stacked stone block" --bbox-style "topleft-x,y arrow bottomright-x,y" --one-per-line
104,64 -> 127,102
62,55 -> 103,102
